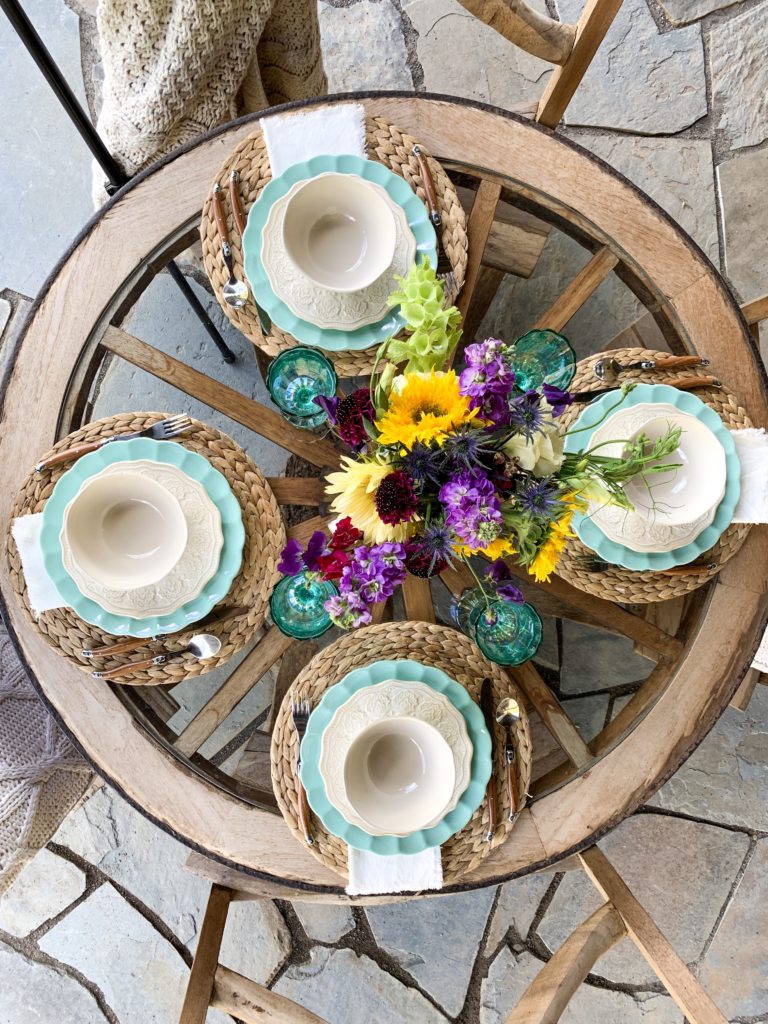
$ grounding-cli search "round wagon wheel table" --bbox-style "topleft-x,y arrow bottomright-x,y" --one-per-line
1,94 -> 767,900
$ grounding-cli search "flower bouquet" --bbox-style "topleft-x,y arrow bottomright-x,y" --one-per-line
277,260 -> 680,635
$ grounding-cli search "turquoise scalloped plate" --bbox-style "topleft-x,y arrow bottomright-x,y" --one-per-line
39,438 -> 245,637
563,383 -> 741,570
242,154 -> 438,351
300,659 -> 492,854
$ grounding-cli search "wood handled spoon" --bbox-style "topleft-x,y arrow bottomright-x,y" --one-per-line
92,634 -> 221,680
496,697 -> 522,818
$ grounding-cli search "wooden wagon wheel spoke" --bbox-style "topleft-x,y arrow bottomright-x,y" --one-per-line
510,661 -> 592,768
455,180 -> 503,324
401,574 -> 436,624
286,514 -> 334,545
174,625 -> 294,758
370,598 -> 393,625
501,558 -> 684,659
101,326 -> 339,469
266,477 -> 327,506
531,246 -> 618,333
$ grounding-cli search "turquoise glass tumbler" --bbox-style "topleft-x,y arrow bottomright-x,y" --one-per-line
269,571 -> 337,639
512,329 -> 576,392
266,348 -> 337,429
452,587 -> 542,666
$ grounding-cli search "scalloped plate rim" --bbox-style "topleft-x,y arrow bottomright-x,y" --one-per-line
299,658 -> 492,854
563,383 -> 741,570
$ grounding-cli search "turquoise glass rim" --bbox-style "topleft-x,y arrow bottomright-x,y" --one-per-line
39,438 -> 245,637
300,659 -> 492,854
563,383 -> 741,570
242,154 -> 438,352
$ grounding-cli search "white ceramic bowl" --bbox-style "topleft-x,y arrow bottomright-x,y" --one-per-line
342,717 -> 455,836
281,172 -> 397,292
61,470 -> 188,589
342,716 -> 456,835
622,413 -> 726,527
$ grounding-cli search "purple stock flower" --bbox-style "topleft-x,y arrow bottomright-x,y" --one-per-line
302,531 -> 329,571
339,542 -> 407,603
440,470 -> 503,549
277,539 -> 303,575
542,383 -> 574,418
312,394 -> 339,423
464,338 -> 507,368
485,559 -> 524,604
324,591 -> 372,630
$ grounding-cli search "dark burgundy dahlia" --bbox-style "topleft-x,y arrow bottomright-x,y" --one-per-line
336,388 -> 375,447
374,470 -> 419,525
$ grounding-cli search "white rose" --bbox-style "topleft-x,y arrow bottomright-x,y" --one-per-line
503,410 -> 565,477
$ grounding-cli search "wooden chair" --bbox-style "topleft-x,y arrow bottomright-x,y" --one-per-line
456,0 -> 624,129
446,0 -> 626,341
178,841 -> 730,1024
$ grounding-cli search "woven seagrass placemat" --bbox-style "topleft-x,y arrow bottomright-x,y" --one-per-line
557,348 -> 752,604
200,114 -> 469,378
271,622 -> 532,885
6,413 -> 286,685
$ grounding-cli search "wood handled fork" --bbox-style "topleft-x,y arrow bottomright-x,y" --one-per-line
291,696 -> 314,845
412,145 -> 458,302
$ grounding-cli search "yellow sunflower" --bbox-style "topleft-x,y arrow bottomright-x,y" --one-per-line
455,536 -> 517,560
375,371 -> 477,449
528,500 -> 578,583
324,456 -> 414,545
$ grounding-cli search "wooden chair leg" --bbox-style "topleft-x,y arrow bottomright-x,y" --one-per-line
580,847 -> 728,1024
179,884 -> 232,1024
211,965 -> 329,1023
505,903 -> 626,1024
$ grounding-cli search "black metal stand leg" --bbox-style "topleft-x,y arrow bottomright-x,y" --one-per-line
166,262 -> 236,363
2,0 -> 237,364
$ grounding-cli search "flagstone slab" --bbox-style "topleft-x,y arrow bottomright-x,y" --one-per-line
320,0 -> 412,92
536,814 -> 749,986
484,871 -> 557,955
558,0 -> 706,133
0,847 -> 85,937
366,887 -> 495,1015
698,838 -> 768,1018
573,134 -> 719,262
0,0 -> 93,295
39,883 -> 191,1024
649,684 -> 768,831
0,938 -> 109,1024
657,0 -> 740,23
480,947 -> 681,1023
403,0 -> 552,109
709,2 -> 768,151
293,902 -> 355,943
274,947 -> 449,1024
718,145 -> 768,303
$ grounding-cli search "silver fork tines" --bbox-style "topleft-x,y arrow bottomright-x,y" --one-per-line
152,415 -> 192,439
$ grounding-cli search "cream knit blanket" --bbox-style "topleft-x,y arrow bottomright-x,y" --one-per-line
96,0 -> 327,178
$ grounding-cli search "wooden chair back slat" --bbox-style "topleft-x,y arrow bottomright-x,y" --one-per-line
504,902 -> 626,1024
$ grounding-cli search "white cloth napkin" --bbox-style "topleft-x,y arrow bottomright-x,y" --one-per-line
11,513 -> 67,616
732,428 -> 768,523
260,103 -> 366,178
347,848 -> 443,896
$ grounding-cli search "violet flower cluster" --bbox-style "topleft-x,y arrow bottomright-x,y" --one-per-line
324,542 -> 407,629
439,469 -> 503,550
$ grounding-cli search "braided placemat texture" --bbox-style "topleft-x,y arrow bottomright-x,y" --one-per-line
7,413 -> 285,685
200,114 -> 469,377
556,348 -> 752,604
271,622 -> 532,885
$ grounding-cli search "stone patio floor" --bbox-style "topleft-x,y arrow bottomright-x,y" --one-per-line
1,0 -> 767,1021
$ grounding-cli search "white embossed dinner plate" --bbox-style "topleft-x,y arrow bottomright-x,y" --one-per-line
261,173 -> 416,331
318,677 -> 473,836
583,402 -> 726,553
61,459 -> 223,618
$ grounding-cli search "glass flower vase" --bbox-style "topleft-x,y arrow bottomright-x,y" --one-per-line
269,571 -> 337,639
511,329 -> 576,392
266,347 -> 337,429
451,587 -> 542,666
